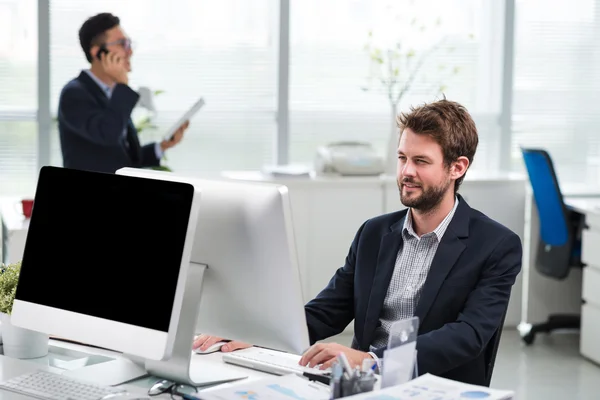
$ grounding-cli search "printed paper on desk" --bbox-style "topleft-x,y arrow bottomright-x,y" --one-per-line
340,373 -> 514,400
191,374 -> 330,400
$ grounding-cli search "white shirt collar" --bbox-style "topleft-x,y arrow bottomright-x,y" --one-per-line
83,69 -> 114,98
403,196 -> 459,241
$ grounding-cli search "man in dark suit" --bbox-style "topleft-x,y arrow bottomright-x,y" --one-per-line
57,13 -> 188,173
193,99 -> 522,386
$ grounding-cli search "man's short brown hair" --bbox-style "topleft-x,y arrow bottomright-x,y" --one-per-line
396,98 -> 478,192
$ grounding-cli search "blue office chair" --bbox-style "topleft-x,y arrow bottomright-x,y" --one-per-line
520,148 -> 585,345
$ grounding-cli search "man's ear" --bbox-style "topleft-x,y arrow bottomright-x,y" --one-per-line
451,156 -> 469,181
90,45 -> 99,60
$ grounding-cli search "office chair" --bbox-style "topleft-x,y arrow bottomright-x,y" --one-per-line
519,148 -> 585,345
484,310 -> 507,387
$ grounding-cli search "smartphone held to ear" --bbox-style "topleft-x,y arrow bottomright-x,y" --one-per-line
97,46 -> 109,60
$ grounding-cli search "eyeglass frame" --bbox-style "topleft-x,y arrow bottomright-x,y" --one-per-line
103,37 -> 133,51
148,379 -> 198,400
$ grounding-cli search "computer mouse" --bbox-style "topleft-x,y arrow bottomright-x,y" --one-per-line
193,341 -> 228,354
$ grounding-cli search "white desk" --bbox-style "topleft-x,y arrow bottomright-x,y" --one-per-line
0,339 -> 273,399
563,197 -> 600,365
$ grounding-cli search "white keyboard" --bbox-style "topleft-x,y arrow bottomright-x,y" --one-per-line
222,348 -> 330,376
0,370 -> 125,400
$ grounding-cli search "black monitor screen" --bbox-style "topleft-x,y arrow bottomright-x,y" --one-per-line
15,167 -> 194,333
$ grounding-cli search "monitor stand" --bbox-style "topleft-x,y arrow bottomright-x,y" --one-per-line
144,262 -> 248,386
61,357 -> 147,386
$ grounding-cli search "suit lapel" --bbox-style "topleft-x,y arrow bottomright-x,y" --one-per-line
362,215 -> 406,348
414,196 -> 471,325
76,71 -> 110,106
77,71 -> 142,165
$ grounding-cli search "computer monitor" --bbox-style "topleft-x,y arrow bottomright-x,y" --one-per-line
116,169 -> 310,352
10,166 -> 201,383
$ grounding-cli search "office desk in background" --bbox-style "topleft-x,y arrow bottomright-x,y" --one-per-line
222,170 -> 527,328
565,197 -> 600,365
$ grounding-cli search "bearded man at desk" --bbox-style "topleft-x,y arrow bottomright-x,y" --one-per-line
193,99 -> 522,386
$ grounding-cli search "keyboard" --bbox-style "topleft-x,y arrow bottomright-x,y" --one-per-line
222,348 -> 330,376
0,370 -> 125,400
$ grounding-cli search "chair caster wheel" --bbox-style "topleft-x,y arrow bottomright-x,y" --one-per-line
522,332 -> 535,345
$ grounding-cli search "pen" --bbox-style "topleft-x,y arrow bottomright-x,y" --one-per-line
337,353 -> 353,379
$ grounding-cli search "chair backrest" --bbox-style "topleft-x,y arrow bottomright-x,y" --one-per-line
521,148 -> 574,279
484,309 -> 507,387
521,148 -> 569,246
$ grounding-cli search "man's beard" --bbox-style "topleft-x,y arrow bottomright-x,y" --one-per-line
398,176 -> 452,213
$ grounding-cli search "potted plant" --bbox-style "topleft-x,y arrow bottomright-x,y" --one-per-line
0,261 -> 49,359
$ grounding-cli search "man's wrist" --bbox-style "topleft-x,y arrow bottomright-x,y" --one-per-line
367,351 -> 381,372
160,140 -> 168,152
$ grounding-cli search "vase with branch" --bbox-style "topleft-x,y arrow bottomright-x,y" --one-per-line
361,16 -> 468,175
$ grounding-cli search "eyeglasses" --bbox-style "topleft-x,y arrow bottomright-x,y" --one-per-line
148,379 -> 197,399
104,38 -> 133,51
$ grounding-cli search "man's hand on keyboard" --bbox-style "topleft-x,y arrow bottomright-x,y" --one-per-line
192,334 -> 252,352
299,343 -> 374,370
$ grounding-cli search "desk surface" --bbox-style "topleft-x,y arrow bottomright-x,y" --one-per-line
0,339 -> 273,399
565,197 -> 600,215
221,170 -> 526,186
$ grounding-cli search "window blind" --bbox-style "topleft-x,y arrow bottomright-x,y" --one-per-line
512,0 -> 600,185
288,0 -> 504,172
0,0 -> 38,197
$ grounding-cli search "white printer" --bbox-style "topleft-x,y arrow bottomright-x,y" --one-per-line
314,141 -> 385,176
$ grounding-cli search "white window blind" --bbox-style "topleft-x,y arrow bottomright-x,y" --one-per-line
289,0 -> 504,172
512,0 -> 600,185
0,0 -> 38,196
49,0 -> 278,175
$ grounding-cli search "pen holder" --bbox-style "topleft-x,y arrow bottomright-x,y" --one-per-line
330,369 -> 376,399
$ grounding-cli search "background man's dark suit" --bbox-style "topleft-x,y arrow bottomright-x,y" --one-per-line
304,196 -> 522,386
57,71 -> 160,173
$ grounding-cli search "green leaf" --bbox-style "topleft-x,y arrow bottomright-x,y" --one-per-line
150,165 -> 173,172
0,262 -> 21,315
153,90 -> 165,96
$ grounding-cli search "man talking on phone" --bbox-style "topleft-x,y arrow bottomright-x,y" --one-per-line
57,13 -> 189,173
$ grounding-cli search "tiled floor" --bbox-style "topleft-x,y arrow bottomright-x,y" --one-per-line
492,329 -> 600,399
326,329 -> 600,399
